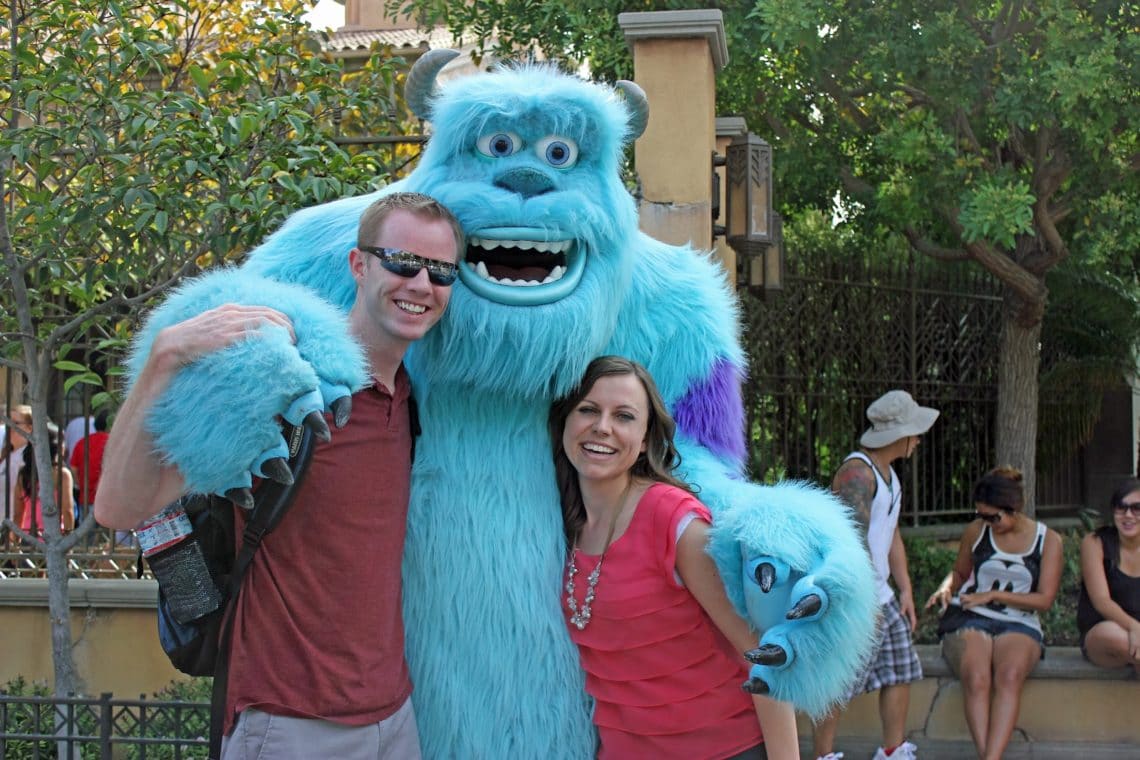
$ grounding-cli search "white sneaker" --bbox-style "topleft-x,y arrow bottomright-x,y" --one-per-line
873,742 -> 917,760
815,753 -> 844,760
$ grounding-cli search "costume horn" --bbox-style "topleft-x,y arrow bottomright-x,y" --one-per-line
615,80 -> 649,139
406,49 -> 461,121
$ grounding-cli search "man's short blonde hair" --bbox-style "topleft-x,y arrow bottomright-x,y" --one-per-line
357,192 -> 464,260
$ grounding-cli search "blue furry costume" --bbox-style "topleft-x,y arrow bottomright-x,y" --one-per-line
131,52 -> 877,757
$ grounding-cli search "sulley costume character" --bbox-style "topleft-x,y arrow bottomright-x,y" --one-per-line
131,51 -> 877,757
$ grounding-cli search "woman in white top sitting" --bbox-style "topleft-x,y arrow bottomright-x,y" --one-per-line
925,467 -> 1062,760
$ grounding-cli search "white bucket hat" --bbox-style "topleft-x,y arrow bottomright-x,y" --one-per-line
860,390 -> 939,448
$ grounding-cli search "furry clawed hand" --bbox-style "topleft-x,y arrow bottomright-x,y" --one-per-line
128,269 -> 367,498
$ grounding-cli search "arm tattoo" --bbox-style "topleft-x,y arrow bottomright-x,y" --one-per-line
832,463 -> 875,538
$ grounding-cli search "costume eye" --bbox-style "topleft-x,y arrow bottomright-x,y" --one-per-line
536,136 -> 578,168
477,132 -> 522,158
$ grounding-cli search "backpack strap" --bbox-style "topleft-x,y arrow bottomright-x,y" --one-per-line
409,391 -> 420,463
209,422 -> 317,759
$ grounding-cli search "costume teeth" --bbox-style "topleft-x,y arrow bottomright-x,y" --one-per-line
472,263 -> 567,286
470,237 -> 572,254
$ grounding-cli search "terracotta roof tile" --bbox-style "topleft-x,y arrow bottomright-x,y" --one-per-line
323,26 -> 461,53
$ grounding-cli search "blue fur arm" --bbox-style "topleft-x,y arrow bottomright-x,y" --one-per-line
128,268 -> 367,495
709,480 -> 878,718
682,443 -> 879,719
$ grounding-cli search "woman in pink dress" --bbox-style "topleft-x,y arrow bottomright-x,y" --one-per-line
12,419 -> 74,537
549,355 -> 797,760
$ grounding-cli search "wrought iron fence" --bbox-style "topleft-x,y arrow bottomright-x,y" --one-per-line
0,545 -> 141,580
0,692 -> 208,759
742,248 -> 1091,523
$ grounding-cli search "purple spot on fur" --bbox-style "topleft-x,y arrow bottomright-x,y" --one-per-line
673,358 -> 746,470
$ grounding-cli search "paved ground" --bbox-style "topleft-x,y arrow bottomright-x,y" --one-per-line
800,738 -> 1139,759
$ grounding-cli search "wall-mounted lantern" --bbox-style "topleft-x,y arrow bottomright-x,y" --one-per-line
713,132 -> 784,295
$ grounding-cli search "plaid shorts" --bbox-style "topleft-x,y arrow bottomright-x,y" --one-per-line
851,596 -> 923,697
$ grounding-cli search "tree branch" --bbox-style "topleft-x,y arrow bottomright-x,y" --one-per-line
943,212 -> 1047,307
1020,130 -> 1071,273
820,79 -> 877,135
957,0 -> 991,42
954,107 -> 990,168
903,227 -> 970,261
2,517 -> 45,553
59,511 -> 98,553
44,255 -> 201,352
1029,196 -> 1069,273
993,0 -> 1025,43
897,84 -> 932,107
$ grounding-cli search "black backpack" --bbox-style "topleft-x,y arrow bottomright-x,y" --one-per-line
148,421 -> 316,678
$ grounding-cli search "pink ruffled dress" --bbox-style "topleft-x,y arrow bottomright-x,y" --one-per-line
565,482 -> 763,759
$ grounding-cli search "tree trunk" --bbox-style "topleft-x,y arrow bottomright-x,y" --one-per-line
995,296 -> 1044,515
47,543 -> 82,696
24,359 -> 85,699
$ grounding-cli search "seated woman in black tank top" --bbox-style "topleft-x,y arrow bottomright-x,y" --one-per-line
1077,477 -> 1140,673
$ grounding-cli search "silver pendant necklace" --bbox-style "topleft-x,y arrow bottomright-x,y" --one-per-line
565,481 -> 632,631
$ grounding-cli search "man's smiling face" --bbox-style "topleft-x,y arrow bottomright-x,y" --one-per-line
351,208 -> 458,348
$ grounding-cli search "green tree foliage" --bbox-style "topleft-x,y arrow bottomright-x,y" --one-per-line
1,0 -> 401,697
395,0 -> 1140,506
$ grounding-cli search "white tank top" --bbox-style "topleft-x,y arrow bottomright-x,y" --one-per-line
955,521 -> 1047,634
844,451 -> 901,604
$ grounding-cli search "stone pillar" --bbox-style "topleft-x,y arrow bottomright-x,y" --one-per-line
618,10 -> 727,254
343,0 -> 408,31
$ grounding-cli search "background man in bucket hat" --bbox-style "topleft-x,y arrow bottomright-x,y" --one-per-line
812,390 -> 939,760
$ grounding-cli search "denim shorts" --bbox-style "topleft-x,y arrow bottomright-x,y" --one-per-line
939,606 -> 1044,651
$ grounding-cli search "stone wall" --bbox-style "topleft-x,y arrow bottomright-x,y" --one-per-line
1,579 -> 188,696
797,644 -> 1138,758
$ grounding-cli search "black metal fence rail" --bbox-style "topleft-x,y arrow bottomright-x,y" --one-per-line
742,247 -> 1090,522
0,693 -> 208,760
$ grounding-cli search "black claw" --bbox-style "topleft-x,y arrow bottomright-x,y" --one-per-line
745,644 -> 788,666
755,562 -> 777,593
330,396 -> 352,429
303,409 -> 331,442
786,593 -> 823,620
225,487 -> 255,511
259,457 -> 294,486
741,676 -> 770,695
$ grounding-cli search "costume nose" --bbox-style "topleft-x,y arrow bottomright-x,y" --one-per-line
493,167 -> 555,198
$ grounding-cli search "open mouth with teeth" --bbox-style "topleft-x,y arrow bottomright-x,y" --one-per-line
469,237 -> 569,287
458,228 -> 584,307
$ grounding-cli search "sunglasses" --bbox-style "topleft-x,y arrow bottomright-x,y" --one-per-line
360,246 -> 458,286
1114,502 -> 1140,517
974,510 -> 1007,524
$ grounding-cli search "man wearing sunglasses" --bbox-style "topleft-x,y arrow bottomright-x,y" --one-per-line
812,390 -> 939,760
97,192 -> 463,760
347,195 -> 462,390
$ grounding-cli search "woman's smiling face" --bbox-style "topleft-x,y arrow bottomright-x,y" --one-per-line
1114,488 -> 1140,537
562,373 -> 649,486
